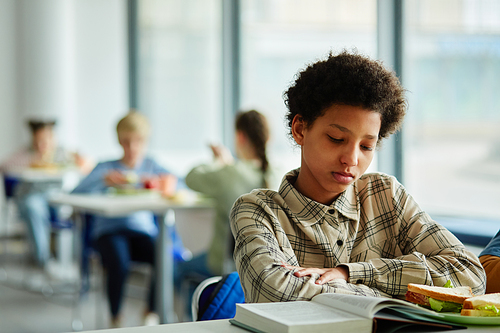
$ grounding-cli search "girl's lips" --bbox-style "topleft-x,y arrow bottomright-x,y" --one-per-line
332,172 -> 354,184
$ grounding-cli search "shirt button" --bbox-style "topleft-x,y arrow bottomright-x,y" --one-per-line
328,209 -> 335,214
336,239 -> 343,246
357,279 -> 363,284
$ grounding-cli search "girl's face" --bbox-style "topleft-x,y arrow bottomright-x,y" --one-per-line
33,127 -> 55,155
292,104 -> 381,205
118,131 -> 148,167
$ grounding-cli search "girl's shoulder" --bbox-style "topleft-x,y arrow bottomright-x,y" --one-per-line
358,171 -> 401,186
141,157 -> 168,171
93,159 -> 121,170
232,187 -> 287,215
356,172 -> 407,199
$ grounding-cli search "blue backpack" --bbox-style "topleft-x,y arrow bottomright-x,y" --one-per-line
198,271 -> 245,321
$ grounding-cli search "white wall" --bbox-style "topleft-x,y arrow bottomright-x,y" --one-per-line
0,0 -> 129,162
72,0 -> 129,160
0,0 -> 19,159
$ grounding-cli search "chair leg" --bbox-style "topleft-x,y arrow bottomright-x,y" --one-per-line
94,258 -> 106,329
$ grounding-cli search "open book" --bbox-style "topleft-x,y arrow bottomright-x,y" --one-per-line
229,293 -> 466,333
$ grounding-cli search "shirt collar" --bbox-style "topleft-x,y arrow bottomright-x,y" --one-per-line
278,168 -> 360,226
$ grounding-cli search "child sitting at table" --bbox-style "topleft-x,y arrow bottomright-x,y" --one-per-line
179,110 -> 275,283
72,111 -> 177,328
230,50 -> 486,303
0,118 -> 91,267
479,230 -> 500,293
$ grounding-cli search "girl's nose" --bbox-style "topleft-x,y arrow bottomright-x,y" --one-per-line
340,146 -> 358,167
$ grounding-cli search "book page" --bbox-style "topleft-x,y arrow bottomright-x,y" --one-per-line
236,301 -> 363,326
312,293 -> 421,318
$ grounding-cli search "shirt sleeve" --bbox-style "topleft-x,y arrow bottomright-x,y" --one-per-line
230,192 -> 385,303
148,158 -> 169,175
480,255 -> 500,293
185,163 -> 227,198
0,149 -> 32,172
71,162 -> 109,194
343,179 -> 486,297
479,230 -> 500,258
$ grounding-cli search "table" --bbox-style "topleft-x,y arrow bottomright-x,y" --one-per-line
49,192 -> 215,327
5,167 -> 82,192
71,318 -> 500,333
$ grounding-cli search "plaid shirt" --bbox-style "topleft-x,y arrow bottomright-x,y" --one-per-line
230,169 -> 486,303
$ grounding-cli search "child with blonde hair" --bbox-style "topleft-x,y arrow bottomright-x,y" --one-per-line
72,110 -> 177,327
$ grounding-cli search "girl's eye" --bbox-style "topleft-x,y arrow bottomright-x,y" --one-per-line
361,145 -> 374,151
328,135 -> 343,143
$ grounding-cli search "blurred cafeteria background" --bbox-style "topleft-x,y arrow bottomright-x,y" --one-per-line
1,0 -> 500,332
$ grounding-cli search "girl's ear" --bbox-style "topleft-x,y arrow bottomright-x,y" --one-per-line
291,115 -> 305,146
235,130 -> 247,146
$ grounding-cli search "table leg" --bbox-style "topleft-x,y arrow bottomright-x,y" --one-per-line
72,209 -> 84,331
157,209 -> 176,324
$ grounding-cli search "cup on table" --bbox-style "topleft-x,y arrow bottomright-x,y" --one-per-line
159,174 -> 177,198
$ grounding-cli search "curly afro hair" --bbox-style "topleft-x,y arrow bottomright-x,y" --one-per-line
284,50 -> 407,146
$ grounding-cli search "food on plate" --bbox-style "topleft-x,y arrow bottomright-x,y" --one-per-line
461,293 -> 500,317
405,282 -> 474,312
124,171 -> 139,184
29,161 -> 60,170
143,178 -> 160,190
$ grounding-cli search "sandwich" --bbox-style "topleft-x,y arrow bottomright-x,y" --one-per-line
405,283 -> 474,312
461,293 -> 500,317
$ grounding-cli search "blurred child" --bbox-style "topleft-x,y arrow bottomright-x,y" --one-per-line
0,119 -> 90,267
178,110 -> 274,283
479,230 -> 500,293
72,111 -> 177,327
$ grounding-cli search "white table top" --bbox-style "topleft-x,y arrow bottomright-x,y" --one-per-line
74,318 -> 500,333
49,192 -> 214,217
5,167 -> 79,181
78,320 -> 245,333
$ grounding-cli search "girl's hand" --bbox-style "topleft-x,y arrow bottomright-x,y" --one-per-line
210,144 -> 234,165
281,262 -> 349,285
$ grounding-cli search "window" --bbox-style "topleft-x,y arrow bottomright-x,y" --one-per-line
137,0 -> 222,175
404,0 -> 500,218
240,0 -> 378,178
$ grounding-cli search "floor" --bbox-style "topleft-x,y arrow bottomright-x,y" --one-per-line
0,207 -> 200,333
0,265 -> 149,333
0,243 -> 185,333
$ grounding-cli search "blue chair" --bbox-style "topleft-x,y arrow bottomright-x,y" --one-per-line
1,175 -> 21,252
3,175 -> 19,199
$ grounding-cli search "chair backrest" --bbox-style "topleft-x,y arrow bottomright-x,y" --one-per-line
191,271 -> 245,321
3,175 -> 19,199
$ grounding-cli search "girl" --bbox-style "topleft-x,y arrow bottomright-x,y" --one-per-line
180,110 -> 274,281
230,51 -> 486,303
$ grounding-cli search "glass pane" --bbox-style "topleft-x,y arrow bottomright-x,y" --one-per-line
404,0 -> 500,218
240,0 -> 378,179
138,0 -> 222,175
